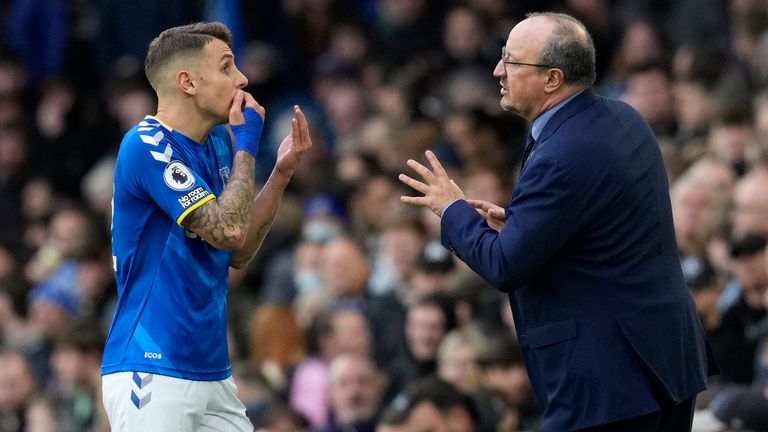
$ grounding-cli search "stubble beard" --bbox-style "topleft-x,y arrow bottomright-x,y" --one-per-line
500,98 -> 522,118
500,93 -> 515,113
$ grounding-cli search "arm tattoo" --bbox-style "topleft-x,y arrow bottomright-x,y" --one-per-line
230,214 -> 274,268
182,153 -> 255,249
229,172 -> 290,268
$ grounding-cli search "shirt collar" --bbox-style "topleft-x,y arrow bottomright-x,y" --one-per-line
530,89 -> 585,141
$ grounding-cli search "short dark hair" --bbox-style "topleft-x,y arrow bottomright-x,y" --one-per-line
526,12 -> 596,87
730,233 -> 767,259
409,293 -> 456,331
144,22 -> 233,91
477,332 -> 524,368
380,377 -> 478,426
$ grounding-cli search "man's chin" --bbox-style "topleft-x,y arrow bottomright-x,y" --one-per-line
500,100 -> 515,113
500,102 -> 525,119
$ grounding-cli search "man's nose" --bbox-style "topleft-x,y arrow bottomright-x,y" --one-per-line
235,69 -> 248,89
493,61 -> 505,77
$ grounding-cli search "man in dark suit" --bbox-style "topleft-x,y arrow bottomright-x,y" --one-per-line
399,12 -> 714,432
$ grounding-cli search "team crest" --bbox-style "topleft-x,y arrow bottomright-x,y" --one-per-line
219,166 -> 231,183
163,161 -> 196,191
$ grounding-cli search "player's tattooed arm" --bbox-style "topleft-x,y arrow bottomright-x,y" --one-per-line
182,152 -> 256,251
229,173 -> 288,268
182,90 -> 264,251
230,105 -> 312,268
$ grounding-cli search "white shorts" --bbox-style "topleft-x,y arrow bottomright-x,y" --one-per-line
102,372 -> 253,432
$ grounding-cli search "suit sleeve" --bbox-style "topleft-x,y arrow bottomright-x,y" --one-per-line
441,156 -> 584,291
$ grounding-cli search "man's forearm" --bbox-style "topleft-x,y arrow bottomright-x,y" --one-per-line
183,152 -> 256,250
230,169 -> 291,268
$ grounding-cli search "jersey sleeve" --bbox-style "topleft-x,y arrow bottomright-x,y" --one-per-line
119,129 -> 216,226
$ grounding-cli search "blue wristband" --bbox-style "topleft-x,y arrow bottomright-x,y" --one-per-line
232,107 -> 264,157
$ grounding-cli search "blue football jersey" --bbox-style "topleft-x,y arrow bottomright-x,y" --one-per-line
102,116 -> 236,381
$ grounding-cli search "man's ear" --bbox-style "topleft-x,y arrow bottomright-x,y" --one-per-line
176,70 -> 197,96
543,68 -> 565,94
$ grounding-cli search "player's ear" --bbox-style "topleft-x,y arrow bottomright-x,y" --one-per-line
177,70 -> 197,96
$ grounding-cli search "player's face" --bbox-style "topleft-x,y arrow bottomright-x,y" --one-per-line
196,39 -> 247,123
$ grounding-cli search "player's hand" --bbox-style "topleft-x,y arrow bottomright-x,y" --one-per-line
230,90 -> 265,157
399,150 -> 465,217
229,90 -> 265,125
274,105 -> 312,179
467,199 -> 506,232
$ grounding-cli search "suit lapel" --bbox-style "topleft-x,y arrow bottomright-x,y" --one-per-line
509,89 -> 601,217
537,88 -> 601,144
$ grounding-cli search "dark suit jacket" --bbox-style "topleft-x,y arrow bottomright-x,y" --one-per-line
441,89 -> 711,431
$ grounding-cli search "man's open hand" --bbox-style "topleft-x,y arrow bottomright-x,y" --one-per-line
399,150 -> 464,217
274,105 -> 312,179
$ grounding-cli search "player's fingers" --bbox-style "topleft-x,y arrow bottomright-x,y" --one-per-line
295,106 -> 311,150
245,93 -> 266,119
291,117 -> 299,146
242,91 -> 257,108
398,174 -> 429,194
291,107 -> 303,145
229,90 -> 244,122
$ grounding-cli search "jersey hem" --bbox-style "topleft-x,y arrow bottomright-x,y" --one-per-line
101,363 -> 231,381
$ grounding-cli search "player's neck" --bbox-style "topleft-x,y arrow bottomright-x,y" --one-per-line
154,100 -> 214,144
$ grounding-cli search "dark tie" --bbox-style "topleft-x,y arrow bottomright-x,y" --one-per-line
521,132 -> 536,170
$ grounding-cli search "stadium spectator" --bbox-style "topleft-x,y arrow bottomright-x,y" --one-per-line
317,353 -> 386,432
290,307 -> 372,429
0,350 -> 38,431
378,376 -> 476,432
386,294 -> 453,398
731,169 -> 768,237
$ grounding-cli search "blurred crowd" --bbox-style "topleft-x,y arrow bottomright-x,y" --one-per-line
1,0 -> 768,431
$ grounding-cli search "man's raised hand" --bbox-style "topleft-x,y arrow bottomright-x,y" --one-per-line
229,90 -> 264,125
399,150 -> 465,217
230,90 -> 265,157
274,105 -> 312,179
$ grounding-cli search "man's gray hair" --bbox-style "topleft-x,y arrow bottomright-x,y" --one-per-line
527,12 -> 597,87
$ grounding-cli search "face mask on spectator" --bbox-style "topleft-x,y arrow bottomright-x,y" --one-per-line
303,220 -> 342,243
